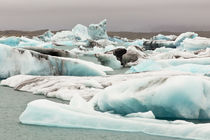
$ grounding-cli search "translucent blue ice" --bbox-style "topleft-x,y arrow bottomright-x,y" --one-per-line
95,75 -> 210,119
127,58 -> 210,74
88,19 -> 108,40
124,39 -> 144,47
0,37 -> 20,46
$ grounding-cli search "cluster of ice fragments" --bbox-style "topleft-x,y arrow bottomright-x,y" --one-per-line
1,20 -> 210,139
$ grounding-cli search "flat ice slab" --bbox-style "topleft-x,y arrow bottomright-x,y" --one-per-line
19,99 -> 210,140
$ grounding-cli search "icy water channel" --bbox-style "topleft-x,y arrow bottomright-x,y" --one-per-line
0,85 -> 189,140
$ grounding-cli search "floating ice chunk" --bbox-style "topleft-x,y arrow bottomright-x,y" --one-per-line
19,99 -> 210,140
122,46 -> 146,66
0,36 -> 20,46
38,30 -> 54,42
15,37 -> 53,48
21,47 -> 76,58
128,60 -> 162,73
52,31 -> 75,41
128,57 -> 210,74
2,71 -> 185,101
0,45 -> 112,78
180,37 -> 210,50
152,34 -> 177,41
54,41 -> 75,47
124,39 -> 144,47
95,53 -> 122,69
151,49 -> 197,59
174,32 -> 198,46
154,47 -> 175,53
144,32 -> 198,50
109,37 -> 126,45
72,24 -> 91,41
96,39 -> 117,47
95,74 -> 210,119
88,19 -> 108,40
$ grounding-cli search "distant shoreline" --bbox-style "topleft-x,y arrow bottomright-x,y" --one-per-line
1,30 -> 210,39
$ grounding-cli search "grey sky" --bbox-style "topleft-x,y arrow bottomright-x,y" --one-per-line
0,0 -> 210,32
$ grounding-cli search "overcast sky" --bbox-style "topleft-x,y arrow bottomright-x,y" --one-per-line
0,0 -> 210,32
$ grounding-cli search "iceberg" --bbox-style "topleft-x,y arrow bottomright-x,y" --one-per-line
1,72 -> 157,101
124,39 -> 144,47
38,30 -> 54,42
121,46 -> 147,66
128,57 -> 210,74
95,53 -> 122,69
19,98 -> 210,140
143,32 -> 198,50
52,31 -> 75,41
0,45 -> 112,79
180,37 -> 210,50
0,36 -> 20,46
0,36 -> 53,48
88,19 -> 108,40
53,41 -> 75,47
95,74 -> 210,119
72,24 -> 91,41
21,47 -> 76,58
1,71 -> 182,101
174,32 -> 198,46
151,48 -> 197,60
152,34 -> 177,41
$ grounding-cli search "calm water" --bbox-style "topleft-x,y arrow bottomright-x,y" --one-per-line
0,85 -> 187,140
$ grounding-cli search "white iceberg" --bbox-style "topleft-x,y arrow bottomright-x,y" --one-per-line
88,19 -> 108,40
143,32 -> 198,50
124,39 -> 144,47
52,31 -> 75,41
1,72 -> 157,100
180,37 -> 210,50
128,57 -> 210,74
0,45 -> 112,78
0,36 -> 53,48
0,36 -> 20,46
95,74 -> 210,119
72,24 -> 91,41
152,34 -> 177,41
19,98 -> 210,140
95,53 -> 122,69
174,32 -> 198,46
38,30 -> 54,42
